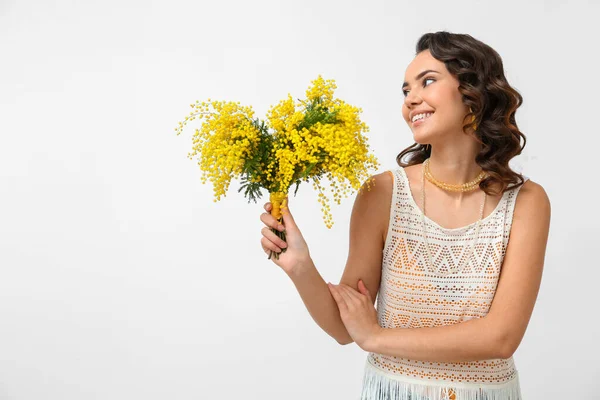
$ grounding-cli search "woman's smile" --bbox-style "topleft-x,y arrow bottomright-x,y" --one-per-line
412,112 -> 434,127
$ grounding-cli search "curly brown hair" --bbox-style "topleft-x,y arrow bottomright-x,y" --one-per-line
396,31 -> 527,196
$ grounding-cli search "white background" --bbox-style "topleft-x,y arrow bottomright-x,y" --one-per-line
1,0 -> 598,399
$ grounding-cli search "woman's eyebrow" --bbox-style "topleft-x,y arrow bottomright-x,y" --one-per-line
402,70 -> 440,89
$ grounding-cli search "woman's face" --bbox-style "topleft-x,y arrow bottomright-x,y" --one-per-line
401,49 -> 471,144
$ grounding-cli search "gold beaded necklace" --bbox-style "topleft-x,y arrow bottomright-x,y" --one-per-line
420,158 -> 487,275
424,158 -> 488,192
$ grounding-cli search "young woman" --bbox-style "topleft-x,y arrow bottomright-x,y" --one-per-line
259,31 -> 550,400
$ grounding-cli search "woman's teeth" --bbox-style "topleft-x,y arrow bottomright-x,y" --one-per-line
412,112 -> 433,123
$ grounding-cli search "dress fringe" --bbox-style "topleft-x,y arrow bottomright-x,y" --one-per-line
361,358 -> 522,400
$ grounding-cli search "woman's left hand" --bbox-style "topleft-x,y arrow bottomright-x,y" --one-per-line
327,279 -> 382,351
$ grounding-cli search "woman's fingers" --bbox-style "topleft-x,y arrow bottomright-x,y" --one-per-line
329,284 -> 347,311
261,236 -> 283,254
259,201 -> 289,258
335,285 -> 354,308
261,226 -> 287,249
260,205 -> 285,232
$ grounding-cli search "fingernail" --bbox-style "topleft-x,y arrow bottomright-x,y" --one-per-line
278,224 -> 285,231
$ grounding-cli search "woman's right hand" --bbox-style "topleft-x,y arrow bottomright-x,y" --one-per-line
260,197 -> 311,275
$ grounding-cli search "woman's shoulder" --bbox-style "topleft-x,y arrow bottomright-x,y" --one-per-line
511,177 -> 547,199
365,170 -> 394,198
512,178 -> 551,220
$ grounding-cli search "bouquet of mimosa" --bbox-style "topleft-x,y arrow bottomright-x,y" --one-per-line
175,75 -> 380,260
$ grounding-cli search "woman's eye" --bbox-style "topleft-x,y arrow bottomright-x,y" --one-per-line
424,77 -> 435,86
403,78 -> 435,97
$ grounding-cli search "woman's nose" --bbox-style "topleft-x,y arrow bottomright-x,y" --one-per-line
404,97 -> 422,118
404,90 -> 422,105
404,90 -> 421,107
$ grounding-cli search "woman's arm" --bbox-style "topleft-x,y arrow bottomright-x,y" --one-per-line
289,171 -> 390,345
365,180 -> 551,362
367,316 -> 503,362
288,257 -> 352,344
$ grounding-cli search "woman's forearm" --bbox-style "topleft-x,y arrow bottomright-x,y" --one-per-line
287,257 -> 352,345
367,316 -> 509,362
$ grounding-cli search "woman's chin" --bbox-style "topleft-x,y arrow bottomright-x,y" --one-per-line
412,132 -> 433,144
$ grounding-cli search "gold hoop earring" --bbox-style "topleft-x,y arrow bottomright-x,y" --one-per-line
469,107 -> 477,131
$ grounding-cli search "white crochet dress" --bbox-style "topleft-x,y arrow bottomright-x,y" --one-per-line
361,166 -> 529,400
